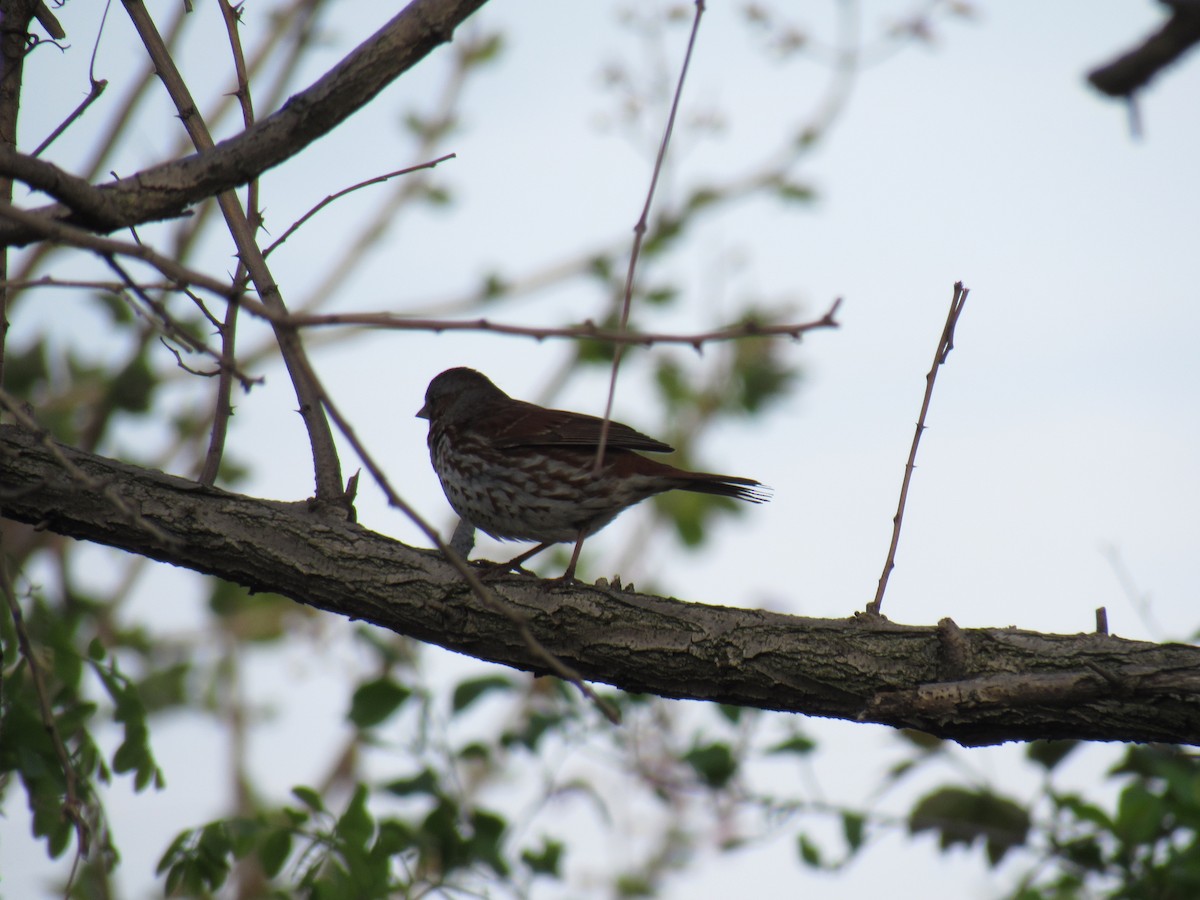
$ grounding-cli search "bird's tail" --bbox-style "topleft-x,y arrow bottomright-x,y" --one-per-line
676,473 -> 772,504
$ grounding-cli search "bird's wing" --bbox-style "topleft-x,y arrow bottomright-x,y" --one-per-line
484,401 -> 674,453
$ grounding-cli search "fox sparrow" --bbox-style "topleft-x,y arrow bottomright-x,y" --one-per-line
417,367 -> 770,580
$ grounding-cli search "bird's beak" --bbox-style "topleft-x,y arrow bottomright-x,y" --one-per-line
416,403 -> 429,420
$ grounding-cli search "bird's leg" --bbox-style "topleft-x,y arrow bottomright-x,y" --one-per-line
504,542 -> 554,571
559,531 -> 587,582
488,540 -> 554,575
449,518 -> 476,557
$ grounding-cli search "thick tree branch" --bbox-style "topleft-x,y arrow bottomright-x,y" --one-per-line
2,422 -> 1198,747
1088,1 -> 1200,98
0,0 -> 490,246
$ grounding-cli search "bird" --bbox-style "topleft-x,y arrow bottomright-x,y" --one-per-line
417,367 -> 770,581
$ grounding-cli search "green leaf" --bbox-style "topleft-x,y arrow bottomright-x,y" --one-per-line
522,837 -> 565,876
420,798 -> 470,873
1060,836 -> 1105,872
653,489 -> 732,547
461,32 -> 504,67
208,581 -> 294,643
46,816 -> 72,859
225,816 -> 262,858
501,710 -> 564,751
773,179 -> 815,203
1054,792 -> 1115,831
1027,740 -> 1080,771
576,334 -> 618,365
136,662 -> 191,714
1113,783 -> 1165,845
798,833 -> 823,867
717,704 -> 743,724
90,659 -> 163,792
469,809 -> 509,876
259,827 -> 292,878
684,187 -> 720,213
457,741 -> 491,763
112,736 -> 146,775
109,353 -> 155,413
374,819 -> 415,858
655,358 -> 694,410
291,786 -> 325,812
586,254 -> 613,281
898,729 -> 945,752
3,342 -> 49,394
348,677 -> 411,729
729,339 -> 796,414
684,742 -> 737,789
909,787 -> 1030,866
383,768 -> 441,797
842,811 -> 866,852
480,272 -> 509,300
180,822 -> 233,892
615,873 -> 655,896
452,675 -> 516,713
335,784 -> 374,848
157,828 -> 193,875
642,214 -> 683,257
767,734 -> 817,756
641,285 -> 678,306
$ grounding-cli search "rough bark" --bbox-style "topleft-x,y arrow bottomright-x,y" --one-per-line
2,422 -> 1198,747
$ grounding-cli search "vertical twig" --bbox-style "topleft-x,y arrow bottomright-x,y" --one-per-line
593,0 -> 707,472
199,0 -> 257,487
867,281 -> 970,616
292,26 -> 478,314
0,0 -> 36,396
121,1 -> 347,507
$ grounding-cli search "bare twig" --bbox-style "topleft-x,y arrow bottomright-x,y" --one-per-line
260,155 -> 457,262
199,0 -> 258,488
100,256 -> 259,389
292,25 -> 488,314
0,199 -> 238,297
0,275 -> 182,293
31,78 -> 108,159
199,273 -> 242,487
257,298 -> 842,346
595,0 -> 706,473
867,281 -> 970,616
123,0 -> 346,506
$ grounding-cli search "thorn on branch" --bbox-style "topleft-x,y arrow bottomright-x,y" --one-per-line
936,616 -> 969,680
